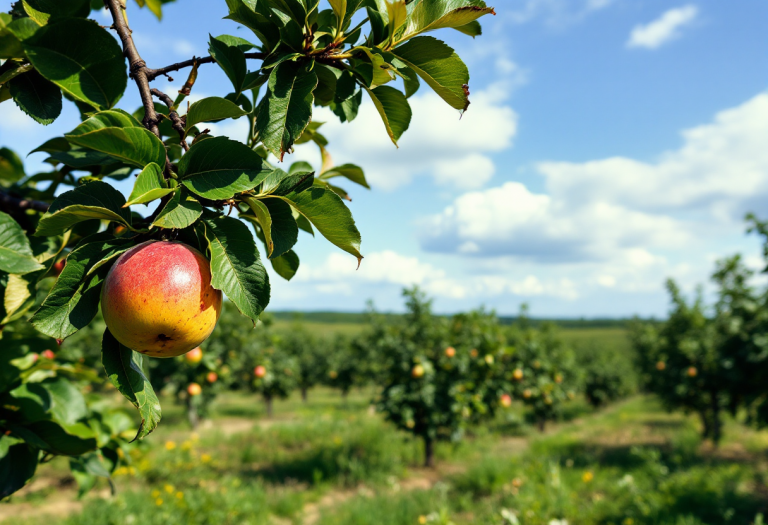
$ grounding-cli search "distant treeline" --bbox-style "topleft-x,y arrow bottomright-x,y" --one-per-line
269,310 -> 654,329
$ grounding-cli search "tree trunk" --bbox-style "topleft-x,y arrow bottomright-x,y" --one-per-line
699,409 -> 711,440
423,435 -> 435,468
265,396 -> 273,418
301,388 -> 308,403
187,398 -> 199,430
537,419 -> 546,433
710,392 -> 722,447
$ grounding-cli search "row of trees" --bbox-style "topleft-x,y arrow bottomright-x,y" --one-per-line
632,217 -> 768,445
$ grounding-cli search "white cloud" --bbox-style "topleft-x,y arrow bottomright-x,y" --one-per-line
503,0 -> 614,27
422,92 -> 768,273
290,87 -> 517,191
627,5 -> 699,50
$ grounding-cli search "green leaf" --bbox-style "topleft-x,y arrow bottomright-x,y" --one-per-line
35,181 -> 132,237
331,71 -> 361,123
179,136 -> 273,200
224,0 -> 280,50
31,233 -> 135,340
3,272 -> 39,323
270,249 -> 299,280
101,328 -> 162,440
213,34 -> 256,51
399,0 -> 495,43
364,85 -> 412,146
255,61 -> 318,161
151,189 -> 202,229
65,110 -> 167,169
197,216 -> 270,324
125,163 -> 175,206
243,197 -> 298,258
22,17 -> 127,110
209,34 -> 247,95
267,185 -> 362,262
261,169 -> 314,196
23,0 -> 91,24
8,69 -> 62,125
0,147 -> 24,184
0,14 -> 26,60
329,0 -> 347,28
23,421 -> 97,456
393,36 -> 469,111
453,20 -> 482,37
134,0 -> 164,19
0,212 -> 45,274
185,97 -> 247,135
0,439 -> 38,499
321,163 -> 369,188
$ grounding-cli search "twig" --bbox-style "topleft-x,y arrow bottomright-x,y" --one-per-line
0,190 -> 50,213
150,88 -> 189,151
146,53 -> 266,82
104,0 -> 160,138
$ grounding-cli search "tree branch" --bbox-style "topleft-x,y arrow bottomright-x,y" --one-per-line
0,190 -> 50,213
146,53 -> 266,82
104,0 -> 161,138
150,88 -> 189,152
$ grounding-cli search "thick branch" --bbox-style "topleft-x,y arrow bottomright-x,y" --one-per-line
150,88 -> 189,151
146,53 -> 266,82
0,190 -> 50,213
104,0 -> 160,137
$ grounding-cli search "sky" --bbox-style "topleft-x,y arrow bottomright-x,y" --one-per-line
1,0 -> 767,317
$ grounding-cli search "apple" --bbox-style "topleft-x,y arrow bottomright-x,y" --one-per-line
328,370 -> 338,379
522,389 -> 532,399
187,383 -> 202,396
484,354 -> 494,365
185,347 -> 203,364
469,349 -> 478,358
656,361 -> 666,371
101,241 -> 222,357
41,349 -> 55,360
444,347 -> 456,358
554,373 -> 563,384
512,368 -> 524,381
114,224 -> 127,235
206,372 -> 218,383
52,259 -> 66,276
500,394 -> 512,408
687,366 -> 698,377
411,364 -> 425,378
254,365 -> 267,378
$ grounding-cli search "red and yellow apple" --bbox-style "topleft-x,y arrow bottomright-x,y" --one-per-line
411,364 -> 425,378
687,366 -> 698,377
500,394 -> 512,408
187,382 -> 202,396
512,368 -> 524,380
254,365 -> 267,378
41,349 -> 55,360
444,346 -> 456,358
206,372 -> 218,383
185,347 -> 203,364
101,241 -> 222,358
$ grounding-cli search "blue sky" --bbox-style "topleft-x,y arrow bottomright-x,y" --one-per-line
2,0 -> 767,317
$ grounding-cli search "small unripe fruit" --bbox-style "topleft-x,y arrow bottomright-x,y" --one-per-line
513,368 -> 524,380
411,364 -> 425,378
114,224 -> 127,235
555,373 -> 563,384
544,397 -> 553,405
185,347 -> 203,364
484,354 -> 494,365
328,370 -> 338,379
41,349 -> 55,360
445,347 -> 456,358
512,478 -> 523,488
52,259 -> 66,276
523,389 -> 532,399
687,366 -> 698,377
254,365 -> 267,378
500,394 -> 512,408
187,383 -> 202,396
656,361 -> 666,371
469,349 -> 478,358
101,241 -> 222,357
532,360 -> 541,369
405,420 -> 415,429
206,372 -> 218,383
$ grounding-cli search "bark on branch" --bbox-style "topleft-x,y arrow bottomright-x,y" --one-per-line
0,190 -> 50,213
150,88 -> 189,151
146,53 -> 266,82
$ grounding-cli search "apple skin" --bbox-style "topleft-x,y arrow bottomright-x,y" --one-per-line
254,365 -> 267,378
187,383 -> 202,396
444,347 -> 456,358
185,347 -> 203,364
206,372 -> 218,383
500,394 -> 512,408
512,368 -> 524,381
411,364 -> 425,378
101,241 -> 222,358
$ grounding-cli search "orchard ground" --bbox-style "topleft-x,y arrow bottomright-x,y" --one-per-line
4,323 -> 768,525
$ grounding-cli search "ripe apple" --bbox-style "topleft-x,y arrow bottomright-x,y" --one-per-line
656,361 -> 666,371
687,366 -> 698,377
444,346 -> 456,358
522,389 -> 532,399
101,241 -> 222,357
52,259 -> 66,276
500,394 -> 512,408
411,364 -> 425,378
512,368 -> 524,380
41,349 -> 55,360
185,347 -> 203,364
206,372 -> 218,383
254,365 -> 267,378
187,382 -> 202,396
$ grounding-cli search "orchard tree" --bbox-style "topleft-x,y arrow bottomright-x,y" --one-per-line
0,0 -> 495,497
247,345 -> 300,417
278,324 -> 327,402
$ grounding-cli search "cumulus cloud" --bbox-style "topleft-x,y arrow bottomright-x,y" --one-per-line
627,5 -> 698,50
421,93 -> 768,269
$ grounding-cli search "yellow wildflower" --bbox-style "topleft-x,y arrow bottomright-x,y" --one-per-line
582,471 -> 594,483
165,441 -> 176,451
155,498 -> 163,506
164,484 -> 174,494
201,453 -> 212,463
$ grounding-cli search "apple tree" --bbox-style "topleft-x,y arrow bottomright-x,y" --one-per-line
0,0 -> 495,497
278,323 -> 328,402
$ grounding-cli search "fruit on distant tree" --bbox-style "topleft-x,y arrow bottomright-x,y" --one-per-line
101,241 -> 222,357
555,373 -> 563,384
484,354 -> 494,365
445,347 -> 456,358
656,361 -> 666,371
41,349 -> 55,360
206,372 -> 218,383
185,347 -> 203,364
328,370 -> 338,379
500,394 -> 512,408
687,366 -> 698,377
411,364 -> 425,378
513,368 -> 524,380
187,383 -> 202,396
469,349 -> 478,358
254,365 -> 267,378
523,389 -> 532,399
52,259 -> 65,276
